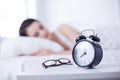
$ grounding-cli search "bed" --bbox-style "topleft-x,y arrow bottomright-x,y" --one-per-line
0,24 -> 120,80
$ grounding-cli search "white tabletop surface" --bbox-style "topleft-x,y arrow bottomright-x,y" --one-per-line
17,50 -> 120,80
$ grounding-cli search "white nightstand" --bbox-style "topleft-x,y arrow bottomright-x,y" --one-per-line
17,52 -> 120,80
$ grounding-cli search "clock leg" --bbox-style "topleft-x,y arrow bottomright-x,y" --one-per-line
87,65 -> 94,69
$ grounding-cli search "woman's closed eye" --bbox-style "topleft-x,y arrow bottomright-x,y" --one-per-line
39,25 -> 44,30
34,32 -> 39,37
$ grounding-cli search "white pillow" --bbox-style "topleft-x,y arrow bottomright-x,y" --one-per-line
94,26 -> 120,50
0,37 -> 63,58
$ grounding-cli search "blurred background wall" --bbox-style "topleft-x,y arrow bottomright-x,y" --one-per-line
0,0 -> 119,37
36,0 -> 120,31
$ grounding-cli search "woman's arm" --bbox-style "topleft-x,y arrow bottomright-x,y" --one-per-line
31,49 -> 72,56
19,49 -> 71,56
57,24 -> 80,43
50,32 -> 70,50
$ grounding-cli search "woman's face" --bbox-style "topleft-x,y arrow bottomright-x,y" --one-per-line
26,21 -> 50,39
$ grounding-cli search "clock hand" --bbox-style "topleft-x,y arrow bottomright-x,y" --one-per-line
80,52 -> 87,58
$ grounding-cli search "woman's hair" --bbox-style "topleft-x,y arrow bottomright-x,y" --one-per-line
19,18 -> 38,36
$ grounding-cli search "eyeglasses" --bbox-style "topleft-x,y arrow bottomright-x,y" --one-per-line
42,58 -> 73,69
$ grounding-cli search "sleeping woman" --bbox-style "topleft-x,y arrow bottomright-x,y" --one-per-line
19,18 -> 79,56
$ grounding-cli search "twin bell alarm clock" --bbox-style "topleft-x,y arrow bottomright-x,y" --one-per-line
72,29 -> 103,68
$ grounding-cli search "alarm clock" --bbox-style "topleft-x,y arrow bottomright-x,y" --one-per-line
72,29 -> 103,68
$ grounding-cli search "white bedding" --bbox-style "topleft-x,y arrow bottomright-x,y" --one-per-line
69,22 -> 120,50
0,50 -> 120,80
0,37 -> 63,58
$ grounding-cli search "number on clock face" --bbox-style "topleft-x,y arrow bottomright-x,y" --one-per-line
74,41 -> 95,66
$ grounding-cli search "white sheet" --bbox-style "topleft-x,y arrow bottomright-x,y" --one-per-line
0,50 -> 120,80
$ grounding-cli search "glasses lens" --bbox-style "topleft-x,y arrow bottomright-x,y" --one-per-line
59,58 -> 70,63
44,60 -> 56,66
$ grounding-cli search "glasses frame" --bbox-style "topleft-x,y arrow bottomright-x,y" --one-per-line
42,58 -> 72,69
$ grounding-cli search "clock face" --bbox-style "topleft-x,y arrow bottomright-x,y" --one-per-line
74,41 -> 95,66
